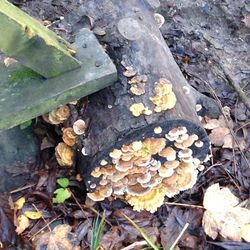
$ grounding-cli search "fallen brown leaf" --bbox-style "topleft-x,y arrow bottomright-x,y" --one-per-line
208,127 -> 231,147
15,214 -> 30,235
202,184 -> 250,241
33,224 -> 80,250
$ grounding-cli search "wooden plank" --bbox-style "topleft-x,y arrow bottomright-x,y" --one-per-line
0,0 -> 81,78
0,28 -> 117,131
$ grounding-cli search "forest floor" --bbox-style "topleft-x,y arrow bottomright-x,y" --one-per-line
1,0 -> 250,249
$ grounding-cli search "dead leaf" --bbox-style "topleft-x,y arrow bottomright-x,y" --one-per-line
24,211 -> 42,220
203,115 -> 234,148
203,184 -> 239,212
33,224 -> 80,250
15,215 -> 30,235
209,127 -> 231,147
100,226 -> 125,249
202,184 -> 250,241
14,197 -> 26,210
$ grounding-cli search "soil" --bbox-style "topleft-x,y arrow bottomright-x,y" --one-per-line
1,0 -> 250,249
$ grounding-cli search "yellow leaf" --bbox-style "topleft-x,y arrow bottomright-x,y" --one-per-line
24,210 -> 42,220
16,214 -> 30,235
241,224 -> 250,242
15,197 -> 25,210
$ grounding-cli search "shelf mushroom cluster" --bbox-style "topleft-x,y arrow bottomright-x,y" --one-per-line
87,126 -> 205,213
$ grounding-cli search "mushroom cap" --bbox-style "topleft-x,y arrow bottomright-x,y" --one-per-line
99,185 -> 113,197
62,128 -> 77,146
159,147 -> 176,161
48,105 -> 70,125
154,126 -> 163,134
127,183 -> 151,196
128,75 -> 148,84
129,103 -> 145,117
131,141 -> 143,151
100,159 -> 108,166
136,172 -> 152,184
103,165 -> 116,175
163,160 -> 180,169
141,176 -> 161,188
195,140 -> 204,148
87,192 -> 105,202
73,119 -> 86,135
123,66 -> 137,77
178,148 -> 193,158
177,170 -> 198,191
55,142 -> 74,167
130,84 -> 146,96
158,166 -> 175,178
154,13 -> 165,28
126,184 -> 166,213
91,167 -> 104,178
121,144 -> 134,153
182,134 -> 199,148
109,149 -> 122,159
115,160 -> 133,172
143,138 -> 166,155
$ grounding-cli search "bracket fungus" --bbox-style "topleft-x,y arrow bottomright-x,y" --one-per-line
62,128 -> 77,146
86,125 -> 206,213
55,142 -> 74,167
150,78 -> 177,112
43,105 -> 70,125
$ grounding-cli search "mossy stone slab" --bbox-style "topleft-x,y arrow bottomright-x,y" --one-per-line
0,126 -> 38,192
0,28 -> 117,131
0,0 -> 81,78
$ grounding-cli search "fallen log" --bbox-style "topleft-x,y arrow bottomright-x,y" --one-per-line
71,0 -> 219,212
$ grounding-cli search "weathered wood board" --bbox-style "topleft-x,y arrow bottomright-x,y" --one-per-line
0,28 -> 117,131
0,0 -> 81,78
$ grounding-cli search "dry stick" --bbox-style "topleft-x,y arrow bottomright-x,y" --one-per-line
70,191 -> 93,226
121,240 -> 148,250
70,191 -> 112,227
169,223 -> 189,250
190,73 -> 250,169
32,203 -> 52,232
10,184 -> 36,194
236,121 -> 250,132
201,163 -> 222,176
30,215 -> 61,240
165,202 -> 204,209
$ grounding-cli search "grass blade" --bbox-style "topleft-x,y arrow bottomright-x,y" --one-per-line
122,212 -> 159,250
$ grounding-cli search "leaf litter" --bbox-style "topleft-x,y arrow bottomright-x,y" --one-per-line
1,0 -> 250,249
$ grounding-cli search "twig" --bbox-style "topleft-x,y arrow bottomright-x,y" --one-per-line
70,191 -> 93,226
169,223 -> 189,250
165,202 -> 204,209
30,215 -> 61,240
201,163 -> 222,176
189,73 -> 250,169
32,204 -> 52,232
10,184 -> 36,194
121,240 -> 148,250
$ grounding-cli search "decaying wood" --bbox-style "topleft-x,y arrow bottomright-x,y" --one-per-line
71,0 -> 219,187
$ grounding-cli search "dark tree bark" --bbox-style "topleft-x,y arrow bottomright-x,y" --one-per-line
69,0 -> 219,189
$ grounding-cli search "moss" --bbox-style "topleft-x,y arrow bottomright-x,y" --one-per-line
10,68 -> 41,82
